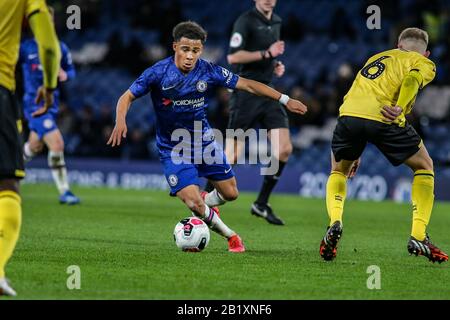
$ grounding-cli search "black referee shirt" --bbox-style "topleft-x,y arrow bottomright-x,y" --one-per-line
228,8 -> 282,84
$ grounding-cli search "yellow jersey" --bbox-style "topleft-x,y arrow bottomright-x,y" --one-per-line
339,48 -> 436,127
0,0 -> 48,91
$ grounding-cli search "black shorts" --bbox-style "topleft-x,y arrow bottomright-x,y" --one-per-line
332,116 -> 422,166
0,86 -> 25,179
228,89 -> 289,131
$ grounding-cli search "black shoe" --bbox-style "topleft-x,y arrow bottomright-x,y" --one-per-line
407,234 -> 448,264
319,221 -> 343,261
251,202 -> 284,225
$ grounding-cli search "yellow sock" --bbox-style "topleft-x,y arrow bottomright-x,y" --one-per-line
326,171 -> 347,226
0,191 -> 22,279
411,170 -> 434,241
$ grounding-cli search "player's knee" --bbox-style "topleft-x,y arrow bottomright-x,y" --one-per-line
50,141 -> 64,153
411,155 -> 434,172
0,179 -> 20,194
47,151 -> 65,168
30,141 -> 44,153
222,187 -> 239,202
421,156 -> 434,171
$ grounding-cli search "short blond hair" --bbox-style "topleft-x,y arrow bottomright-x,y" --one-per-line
398,28 -> 429,46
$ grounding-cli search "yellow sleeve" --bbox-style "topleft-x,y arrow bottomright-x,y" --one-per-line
27,6 -> 61,89
25,0 -> 48,18
396,70 -> 421,109
410,57 -> 436,89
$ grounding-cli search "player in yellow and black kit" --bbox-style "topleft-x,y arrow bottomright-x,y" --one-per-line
0,0 -> 61,296
319,28 -> 448,264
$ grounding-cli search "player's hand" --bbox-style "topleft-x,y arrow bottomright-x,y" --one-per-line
381,105 -> 402,123
58,69 -> 68,82
274,61 -> 285,78
286,98 -> 307,115
107,119 -> 127,147
348,158 -> 360,179
32,86 -> 54,117
268,40 -> 285,58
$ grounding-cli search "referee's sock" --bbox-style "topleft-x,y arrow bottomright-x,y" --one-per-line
255,160 -> 286,205
0,191 -> 22,279
411,170 -> 434,241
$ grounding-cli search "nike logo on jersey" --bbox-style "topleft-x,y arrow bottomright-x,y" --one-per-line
224,167 -> 232,174
28,54 -> 38,60
162,84 -> 177,91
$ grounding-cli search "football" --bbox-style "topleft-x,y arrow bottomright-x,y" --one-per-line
173,217 -> 210,252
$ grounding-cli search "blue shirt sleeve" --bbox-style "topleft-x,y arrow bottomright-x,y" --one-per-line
129,66 -> 158,98
61,42 -> 76,80
208,63 -> 239,89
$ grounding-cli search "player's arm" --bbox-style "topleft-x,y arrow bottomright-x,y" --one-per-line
381,70 -> 422,122
27,6 -> 61,116
59,43 -> 76,82
235,77 -> 307,115
108,66 -> 155,146
107,90 -> 136,147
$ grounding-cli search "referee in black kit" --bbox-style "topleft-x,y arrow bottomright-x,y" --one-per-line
206,0 -> 291,225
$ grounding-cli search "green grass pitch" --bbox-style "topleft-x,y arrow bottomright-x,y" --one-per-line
6,184 -> 450,299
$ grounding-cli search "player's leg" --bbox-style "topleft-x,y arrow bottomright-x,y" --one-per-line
320,116 -> 366,261
0,180 -> 21,297
204,90 -> 256,194
164,159 -> 244,252
320,155 -> 355,262
43,129 -> 80,204
404,145 -> 434,241
23,131 -> 44,162
209,177 -> 238,202
203,140 -> 242,206
224,136 -> 245,166
200,151 -> 238,209
403,146 -> 447,262
251,128 -> 291,225
0,87 -> 24,296
201,176 -> 239,211
373,122 -> 447,262
176,185 -> 244,252
327,153 -> 355,226
204,129 -> 244,193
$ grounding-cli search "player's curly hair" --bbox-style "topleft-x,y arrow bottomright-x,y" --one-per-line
172,21 -> 207,43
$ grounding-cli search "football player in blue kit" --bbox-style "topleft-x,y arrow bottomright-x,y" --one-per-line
108,21 -> 307,252
19,9 -> 80,205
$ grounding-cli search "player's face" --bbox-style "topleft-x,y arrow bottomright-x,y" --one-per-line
173,37 -> 203,73
254,0 -> 277,13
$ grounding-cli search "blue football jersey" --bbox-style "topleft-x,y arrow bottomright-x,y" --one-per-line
129,56 -> 239,159
19,38 -> 76,112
